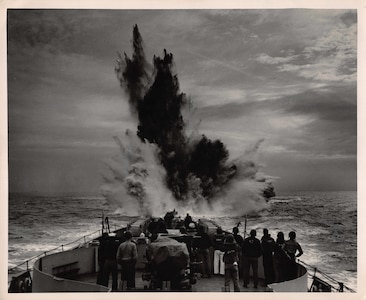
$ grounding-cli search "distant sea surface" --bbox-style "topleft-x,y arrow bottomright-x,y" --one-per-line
8,190 -> 357,291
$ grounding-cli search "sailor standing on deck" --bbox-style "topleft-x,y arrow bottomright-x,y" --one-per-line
232,227 -> 244,246
242,229 -> 262,288
184,213 -> 193,228
97,233 -> 119,291
213,227 -> 226,275
223,234 -> 241,292
283,231 -> 303,261
273,231 -> 287,282
116,231 -> 138,290
232,227 -> 243,277
282,231 -> 303,280
261,228 -> 275,284
195,225 -> 213,278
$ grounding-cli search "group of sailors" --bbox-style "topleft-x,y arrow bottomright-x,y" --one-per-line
182,213 -> 303,292
96,212 -> 304,292
240,228 -> 303,289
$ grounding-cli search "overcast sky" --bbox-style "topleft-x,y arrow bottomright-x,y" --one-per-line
7,8 -> 357,194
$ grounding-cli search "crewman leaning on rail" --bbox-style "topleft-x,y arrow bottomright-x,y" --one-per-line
282,231 -> 303,280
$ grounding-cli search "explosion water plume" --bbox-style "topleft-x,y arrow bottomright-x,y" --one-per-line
103,25 -> 275,216
101,131 -> 269,217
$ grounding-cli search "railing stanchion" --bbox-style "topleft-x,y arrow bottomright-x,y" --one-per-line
338,282 -> 344,292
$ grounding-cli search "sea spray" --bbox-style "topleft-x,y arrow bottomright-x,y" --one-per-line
101,130 -> 270,217
101,130 -> 176,216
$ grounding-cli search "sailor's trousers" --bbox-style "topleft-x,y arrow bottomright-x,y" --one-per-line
213,250 -> 225,275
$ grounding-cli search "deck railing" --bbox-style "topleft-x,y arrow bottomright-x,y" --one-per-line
298,259 -> 355,293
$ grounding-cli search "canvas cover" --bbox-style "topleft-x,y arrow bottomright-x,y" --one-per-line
148,236 -> 189,279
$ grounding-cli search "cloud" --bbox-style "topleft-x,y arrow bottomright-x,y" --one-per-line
7,10 -> 81,52
263,151 -> 357,192
8,45 -> 133,153
256,53 -> 296,65
267,87 -> 356,157
255,20 -> 356,84
192,82 -> 356,162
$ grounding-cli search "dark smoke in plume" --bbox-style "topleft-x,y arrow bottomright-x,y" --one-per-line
115,25 -> 274,205
116,25 -> 150,113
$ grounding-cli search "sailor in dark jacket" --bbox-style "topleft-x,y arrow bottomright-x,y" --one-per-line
213,227 -> 226,275
195,225 -> 213,278
97,233 -> 119,291
273,231 -> 287,282
232,227 -> 244,246
242,229 -> 262,288
261,228 -> 276,284
223,234 -> 241,292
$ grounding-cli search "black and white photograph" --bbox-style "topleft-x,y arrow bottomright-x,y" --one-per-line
4,0 -> 363,297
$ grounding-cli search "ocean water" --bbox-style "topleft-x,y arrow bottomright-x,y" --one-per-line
8,190 -> 357,291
